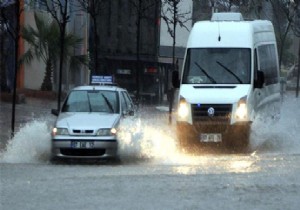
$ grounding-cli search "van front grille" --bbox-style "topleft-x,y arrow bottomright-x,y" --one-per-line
192,104 -> 232,123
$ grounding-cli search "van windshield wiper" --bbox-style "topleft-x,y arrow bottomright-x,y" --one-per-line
101,94 -> 114,113
216,61 -> 243,84
194,62 -> 217,84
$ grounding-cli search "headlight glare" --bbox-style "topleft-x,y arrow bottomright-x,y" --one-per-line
178,99 -> 189,119
235,97 -> 248,120
111,128 -> 117,135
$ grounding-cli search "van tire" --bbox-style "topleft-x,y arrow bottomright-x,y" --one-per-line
225,124 -> 250,152
176,123 -> 197,153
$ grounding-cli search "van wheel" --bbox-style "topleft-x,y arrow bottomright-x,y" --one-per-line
225,125 -> 250,152
176,123 -> 197,153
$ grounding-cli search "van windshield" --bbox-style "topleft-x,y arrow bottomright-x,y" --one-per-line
182,48 -> 251,84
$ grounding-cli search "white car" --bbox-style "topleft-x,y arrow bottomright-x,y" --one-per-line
51,84 -> 134,160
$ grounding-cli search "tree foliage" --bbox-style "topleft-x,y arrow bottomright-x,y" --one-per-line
20,12 -> 84,91
37,0 -> 71,109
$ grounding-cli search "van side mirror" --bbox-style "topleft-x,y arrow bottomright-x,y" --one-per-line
172,70 -> 180,88
51,109 -> 59,116
255,70 -> 265,89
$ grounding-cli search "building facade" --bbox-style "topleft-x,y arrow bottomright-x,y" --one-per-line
92,0 -> 165,102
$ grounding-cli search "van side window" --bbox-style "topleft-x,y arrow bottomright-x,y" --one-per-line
257,44 -> 279,85
254,49 -> 258,81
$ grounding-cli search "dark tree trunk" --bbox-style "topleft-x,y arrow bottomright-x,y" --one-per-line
41,59 -> 53,91
92,15 -> 100,74
135,0 -> 141,102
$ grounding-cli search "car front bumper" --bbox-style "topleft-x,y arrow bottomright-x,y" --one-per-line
51,139 -> 118,159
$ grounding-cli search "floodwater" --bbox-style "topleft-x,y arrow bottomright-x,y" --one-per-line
0,92 -> 300,210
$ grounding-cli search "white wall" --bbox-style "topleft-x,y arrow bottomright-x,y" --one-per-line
24,11 -> 46,90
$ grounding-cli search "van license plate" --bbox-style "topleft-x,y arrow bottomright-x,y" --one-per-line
200,134 -> 222,142
71,141 -> 94,149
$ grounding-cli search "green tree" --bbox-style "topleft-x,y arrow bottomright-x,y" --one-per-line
21,12 -> 85,91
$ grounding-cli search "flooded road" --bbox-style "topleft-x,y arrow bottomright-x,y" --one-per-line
1,92 -> 300,210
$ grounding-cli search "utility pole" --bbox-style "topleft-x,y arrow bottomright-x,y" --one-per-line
296,42 -> 300,97
11,0 -> 20,137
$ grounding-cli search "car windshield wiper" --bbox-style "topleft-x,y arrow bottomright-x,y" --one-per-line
216,61 -> 243,84
194,62 -> 217,84
87,93 -> 92,112
101,94 -> 114,113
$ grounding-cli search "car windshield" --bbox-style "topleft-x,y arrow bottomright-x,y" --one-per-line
61,90 -> 119,113
182,48 -> 251,84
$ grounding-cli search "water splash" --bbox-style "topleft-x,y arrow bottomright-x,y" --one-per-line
250,93 -> 300,154
0,120 -> 52,163
117,114 -> 183,163
0,93 -> 299,164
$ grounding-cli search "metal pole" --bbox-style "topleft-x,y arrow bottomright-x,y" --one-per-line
11,0 -> 20,138
296,44 -> 299,97
169,0 -> 178,124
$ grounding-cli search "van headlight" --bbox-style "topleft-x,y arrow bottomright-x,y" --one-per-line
96,128 -> 117,136
235,96 -> 248,120
52,128 -> 69,136
178,98 -> 189,119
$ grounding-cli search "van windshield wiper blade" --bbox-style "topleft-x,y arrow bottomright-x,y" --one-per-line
216,61 -> 243,84
194,62 -> 217,84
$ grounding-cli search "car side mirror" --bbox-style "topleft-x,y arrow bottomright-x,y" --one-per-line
128,110 -> 134,116
255,70 -> 265,89
123,109 -> 134,116
172,70 -> 180,88
51,109 -> 59,116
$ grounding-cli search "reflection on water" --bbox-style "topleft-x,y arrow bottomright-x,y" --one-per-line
172,154 -> 261,175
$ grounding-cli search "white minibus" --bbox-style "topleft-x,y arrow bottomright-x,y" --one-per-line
172,13 -> 281,151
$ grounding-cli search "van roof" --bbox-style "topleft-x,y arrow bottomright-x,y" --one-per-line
211,12 -> 244,21
187,18 -> 275,48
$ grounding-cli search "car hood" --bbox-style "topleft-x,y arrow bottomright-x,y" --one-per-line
55,112 -> 120,130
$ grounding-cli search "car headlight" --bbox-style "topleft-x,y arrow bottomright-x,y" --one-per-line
96,128 -> 117,136
52,128 -> 69,136
235,96 -> 248,120
178,98 -> 189,119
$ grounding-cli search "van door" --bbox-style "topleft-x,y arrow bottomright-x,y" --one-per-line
253,45 -> 281,121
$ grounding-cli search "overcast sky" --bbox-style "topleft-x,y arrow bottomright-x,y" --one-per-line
160,0 -> 193,48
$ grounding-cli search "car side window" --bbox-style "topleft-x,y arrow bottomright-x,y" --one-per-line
123,91 -> 133,110
120,92 -> 128,113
